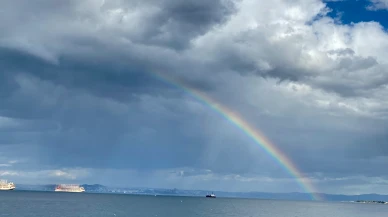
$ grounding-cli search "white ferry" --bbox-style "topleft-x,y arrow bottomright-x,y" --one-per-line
0,180 -> 16,190
55,184 -> 85,193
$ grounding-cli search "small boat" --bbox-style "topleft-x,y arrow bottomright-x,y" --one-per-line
206,192 -> 216,198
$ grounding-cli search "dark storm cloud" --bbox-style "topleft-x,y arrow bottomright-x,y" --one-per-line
224,46 -> 385,98
0,47 -> 160,98
310,51 -> 386,97
0,0 -> 236,50
0,49 -> 219,171
137,0 -> 237,49
0,12 -> 223,172
263,67 -> 309,82
0,0 -> 236,98
0,94 -> 208,172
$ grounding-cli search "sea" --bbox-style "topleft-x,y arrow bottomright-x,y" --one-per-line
0,191 -> 387,217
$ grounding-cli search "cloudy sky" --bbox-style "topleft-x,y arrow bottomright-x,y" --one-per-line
1,0 -> 388,195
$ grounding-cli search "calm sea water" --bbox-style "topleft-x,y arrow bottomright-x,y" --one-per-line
0,191 -> 387,217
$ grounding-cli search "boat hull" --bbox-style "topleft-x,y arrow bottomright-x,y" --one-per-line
55,189 -> 85,193
0,188 -> 15,191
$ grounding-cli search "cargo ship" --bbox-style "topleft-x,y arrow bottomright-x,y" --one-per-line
55,184 -> 85,193
0,180 -> 15,190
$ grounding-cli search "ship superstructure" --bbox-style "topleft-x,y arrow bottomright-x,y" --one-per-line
55,184 -> 85,193
0,180 -> 15,190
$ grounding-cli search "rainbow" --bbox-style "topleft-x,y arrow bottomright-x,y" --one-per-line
151,71 -> 322,201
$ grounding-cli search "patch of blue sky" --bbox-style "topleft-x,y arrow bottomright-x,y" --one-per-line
324,0 -> 388,29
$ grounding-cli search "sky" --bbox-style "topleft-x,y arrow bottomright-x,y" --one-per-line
0,0 -> 388,195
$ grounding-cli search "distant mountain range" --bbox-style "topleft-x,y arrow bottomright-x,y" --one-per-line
14,184 -> 388,202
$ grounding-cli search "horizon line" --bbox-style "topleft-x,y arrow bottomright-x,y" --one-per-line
12,183 -> 387,196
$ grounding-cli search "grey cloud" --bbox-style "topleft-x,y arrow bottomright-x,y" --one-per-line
198,18 -> 388,99
0,0 -> 234,101
0,48 -> 166,110
0,0 -> 236,51
311,63 -> 388,98
264,67 -> 309,82
327,48 -> 356,56
141,0 -> 237,49
336,56 -> 377,72
0,37 -> 219,171
367,0 -> 388,10
0,72 -> 212,170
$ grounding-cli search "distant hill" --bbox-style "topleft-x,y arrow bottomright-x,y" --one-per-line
13,184 -> 388,202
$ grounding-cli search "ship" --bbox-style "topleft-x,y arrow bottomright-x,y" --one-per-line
206,192 -> 216,198
0,180 -> 15,190
55,184 -> 85,193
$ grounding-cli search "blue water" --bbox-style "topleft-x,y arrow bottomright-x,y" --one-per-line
0,191 -> 387,217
